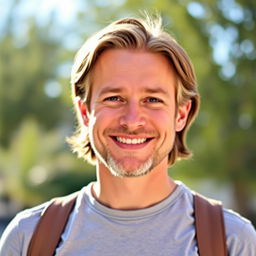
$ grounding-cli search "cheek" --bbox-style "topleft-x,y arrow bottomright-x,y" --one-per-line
151,110 -> 175,127
92,108 -> 120,133
153,112 -> 176,145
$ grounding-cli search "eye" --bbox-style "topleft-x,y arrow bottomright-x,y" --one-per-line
146,97 -> 163,103
104,96 -> 121,102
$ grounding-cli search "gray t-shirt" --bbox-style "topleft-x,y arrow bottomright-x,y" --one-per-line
0,181 -> 256,255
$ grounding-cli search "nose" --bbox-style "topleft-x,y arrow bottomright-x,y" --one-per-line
119,101 -> 146,130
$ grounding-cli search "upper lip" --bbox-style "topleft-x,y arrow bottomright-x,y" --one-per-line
109,134 -> 155,139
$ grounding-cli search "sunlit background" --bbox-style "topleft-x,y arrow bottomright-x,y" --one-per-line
0,0 -> 255,236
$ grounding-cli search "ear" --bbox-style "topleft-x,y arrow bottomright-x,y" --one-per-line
175,100 -> 192,132
76,98 -> 89,126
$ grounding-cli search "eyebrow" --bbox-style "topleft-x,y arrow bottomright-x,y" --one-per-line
143,87 -> 168,95
98,87 -> 123,96
98,85 -> 168,96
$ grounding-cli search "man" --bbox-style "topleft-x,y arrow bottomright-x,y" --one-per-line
0,16 -> 255,255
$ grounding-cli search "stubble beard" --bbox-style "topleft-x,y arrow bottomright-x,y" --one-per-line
106,151 -> 154,178
91,128 -> 171,178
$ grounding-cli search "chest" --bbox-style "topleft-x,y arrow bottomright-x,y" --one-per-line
55,209 -> 199,256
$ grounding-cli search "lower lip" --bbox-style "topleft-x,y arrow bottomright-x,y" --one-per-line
111,137 -> 151,150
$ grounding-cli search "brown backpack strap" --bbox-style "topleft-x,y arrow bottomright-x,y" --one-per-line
27,191 -> 79,256
27,191 -> 227,256
194,193 -> 228,256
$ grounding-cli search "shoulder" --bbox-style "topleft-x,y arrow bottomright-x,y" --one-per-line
223,208 -> 256,255
178,182 -> 256,255
0,201 -> 49,255
0,186 -> 87,256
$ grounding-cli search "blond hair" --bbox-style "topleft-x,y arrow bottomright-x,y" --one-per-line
67,16 -> 200,166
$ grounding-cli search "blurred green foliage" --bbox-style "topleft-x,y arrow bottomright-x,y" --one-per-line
0,0 -> 255,223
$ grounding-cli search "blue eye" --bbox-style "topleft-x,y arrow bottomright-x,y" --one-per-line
104,96 -> 120,101
147,97 -> 162,103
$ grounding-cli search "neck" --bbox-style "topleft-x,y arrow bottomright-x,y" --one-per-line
92,160 -> 177,210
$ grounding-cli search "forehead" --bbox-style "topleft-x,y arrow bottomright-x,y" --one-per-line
90,49 -> 177,95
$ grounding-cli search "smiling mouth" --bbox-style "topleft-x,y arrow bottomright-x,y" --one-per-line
112,136 -> 153,145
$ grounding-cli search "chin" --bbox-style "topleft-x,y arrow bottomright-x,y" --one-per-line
107,154 -> 154,178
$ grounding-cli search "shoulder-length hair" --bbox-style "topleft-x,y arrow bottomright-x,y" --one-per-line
67,16 -> 200,166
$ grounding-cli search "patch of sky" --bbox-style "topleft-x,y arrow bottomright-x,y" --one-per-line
0,2 -> 34,46
93,0 -> 126,7
62,33 -> 84,51
217,0 -> 244,24
230,43 -> 242,59
33,0 -> 81,27
12,22 -> 30,48
209,24 -> 229,65
231,39 -> 256,60
240,40 -> 254,55
0,2 -> 11,37
187,2 -> 207,19
57,62 -> 73,78
219,62 -> 236,80
3,0 -> 87,51
209,24 -> 238,66
44,80 -> 62,98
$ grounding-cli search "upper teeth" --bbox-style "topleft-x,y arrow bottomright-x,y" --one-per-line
116,137 -> 147,144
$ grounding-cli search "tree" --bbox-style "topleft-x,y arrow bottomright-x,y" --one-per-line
107,0 -> 256,222
0,1 -> 95,206
0,0 -> 255,224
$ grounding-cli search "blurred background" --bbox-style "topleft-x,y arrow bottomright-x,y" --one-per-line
0,0 -> 255,236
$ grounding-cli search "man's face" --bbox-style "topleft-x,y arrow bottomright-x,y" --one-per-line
80,49 -> 189,177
